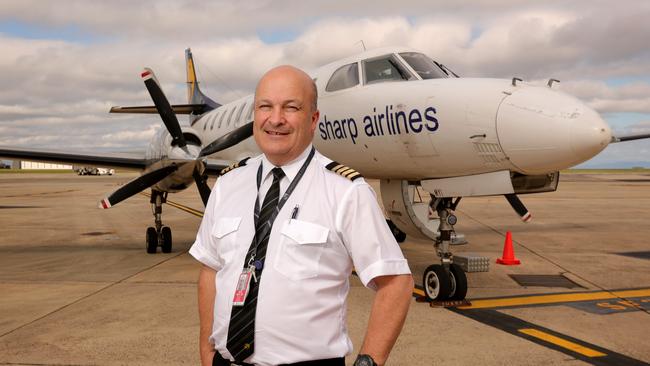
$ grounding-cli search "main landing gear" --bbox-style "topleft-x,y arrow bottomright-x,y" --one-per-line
146,190 -> 172,254
422,197 -> 468,302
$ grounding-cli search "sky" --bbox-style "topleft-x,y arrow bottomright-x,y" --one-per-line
1,0 -> 649,168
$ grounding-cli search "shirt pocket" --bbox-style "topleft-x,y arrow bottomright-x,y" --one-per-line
211,217 -> 242,264
274,219 -> 329,280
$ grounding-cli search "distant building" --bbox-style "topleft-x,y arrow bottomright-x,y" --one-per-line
20,161 -> 72,170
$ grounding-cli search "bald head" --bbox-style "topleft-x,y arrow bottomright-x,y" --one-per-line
253,65 -> 321,166
255,65 -> 318,112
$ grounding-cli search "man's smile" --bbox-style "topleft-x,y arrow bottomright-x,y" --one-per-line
265,130 -> 290,136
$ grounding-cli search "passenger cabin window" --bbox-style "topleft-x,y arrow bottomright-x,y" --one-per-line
226,106 -> 237,126
326,63 -> 359,92
363,55 -> 415,84
399,52 -> 449,79
234,102 -> 246,126
210,112 -> 219,130
217,110 -> 228,128
246,101 -> 254,121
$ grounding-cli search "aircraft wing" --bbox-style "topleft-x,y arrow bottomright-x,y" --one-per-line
109,103 -> 215,115
0,146 -> 149,170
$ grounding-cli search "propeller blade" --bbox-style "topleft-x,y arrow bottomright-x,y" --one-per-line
141,68 -> 187,148
504,194 -> 532,222
99,165 -> 178,209
199,121 -> 254,157
193,163 -> 211,206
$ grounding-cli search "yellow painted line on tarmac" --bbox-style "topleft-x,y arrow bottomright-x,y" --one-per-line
165,200 -> 203,217
139,192 -> 204,218
458,288 -> 650,310
518,329 -> 606,357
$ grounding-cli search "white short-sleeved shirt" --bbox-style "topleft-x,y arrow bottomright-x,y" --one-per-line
189,146 -> 411,366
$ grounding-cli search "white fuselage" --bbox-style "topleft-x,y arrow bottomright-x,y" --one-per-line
181,47 -> 610,181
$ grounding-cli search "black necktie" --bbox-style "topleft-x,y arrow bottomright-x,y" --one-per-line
227,167 -> 285,362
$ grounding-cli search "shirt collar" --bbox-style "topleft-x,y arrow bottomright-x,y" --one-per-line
260,144 -> 313,184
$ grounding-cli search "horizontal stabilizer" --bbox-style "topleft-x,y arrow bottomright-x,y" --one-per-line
109,103 -> 216,115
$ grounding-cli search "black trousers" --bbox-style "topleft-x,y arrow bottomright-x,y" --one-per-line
212,351 -> 345,366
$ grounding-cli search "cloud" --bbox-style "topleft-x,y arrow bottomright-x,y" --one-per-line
0,0 -> 649,167
561,80 -> 650,113
101,123 -> 159,142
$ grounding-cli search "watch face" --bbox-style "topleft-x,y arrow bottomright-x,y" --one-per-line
355,355 -> 375,366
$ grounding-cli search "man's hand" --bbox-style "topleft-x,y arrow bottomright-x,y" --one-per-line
359,274 -> 414,366
198,265 -> 217,366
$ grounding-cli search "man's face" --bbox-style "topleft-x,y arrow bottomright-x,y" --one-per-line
253,67 -> 319,166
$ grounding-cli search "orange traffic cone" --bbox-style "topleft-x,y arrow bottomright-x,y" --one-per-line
497,231 -> 520,265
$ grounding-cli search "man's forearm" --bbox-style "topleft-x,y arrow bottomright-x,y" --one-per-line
198,265 -> 217,366
360,274 -> 414,365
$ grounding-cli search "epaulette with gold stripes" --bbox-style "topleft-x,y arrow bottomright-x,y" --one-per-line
219,157 -> 250,176
325,161 -> 363,181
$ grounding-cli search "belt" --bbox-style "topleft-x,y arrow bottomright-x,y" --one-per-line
212,351 -> 345,366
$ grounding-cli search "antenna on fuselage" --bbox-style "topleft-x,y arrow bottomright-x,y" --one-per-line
355,40 -> 366,51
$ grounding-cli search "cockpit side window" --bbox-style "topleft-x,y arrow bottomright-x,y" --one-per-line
363,55 -> 415,84
325,63 -> 359,92
399,52 -> 451,79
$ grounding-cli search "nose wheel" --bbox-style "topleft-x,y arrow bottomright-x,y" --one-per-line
145,190 -> 173,254
423,264 -> 451,300
422,197 -> 469,302
423,263 -> 467,301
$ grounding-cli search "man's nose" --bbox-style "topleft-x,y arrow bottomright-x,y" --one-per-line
268,106 -> 285,124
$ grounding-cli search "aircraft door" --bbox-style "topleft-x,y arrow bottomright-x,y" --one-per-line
463,92 -> 511,171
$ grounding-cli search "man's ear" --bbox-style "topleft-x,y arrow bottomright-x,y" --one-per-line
310,110 -> 320,132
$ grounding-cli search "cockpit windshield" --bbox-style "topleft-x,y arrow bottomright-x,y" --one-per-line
399,52 -> 452,79
363,54 -> 416,84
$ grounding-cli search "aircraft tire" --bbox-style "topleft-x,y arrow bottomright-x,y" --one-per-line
161,226 -> 172,253
448,263 -> 468,300
423,264 -> 452,301
146,227 -> 157,254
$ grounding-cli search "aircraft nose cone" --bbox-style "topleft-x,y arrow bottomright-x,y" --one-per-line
570,107 -> 611,161
497,85 -> 611,174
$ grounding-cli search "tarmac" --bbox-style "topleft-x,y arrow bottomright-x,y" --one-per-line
0,172 -> 649,365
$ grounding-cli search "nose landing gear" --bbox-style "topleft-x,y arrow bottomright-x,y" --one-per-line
422,197 -> 468,302
146,190 -> 173,254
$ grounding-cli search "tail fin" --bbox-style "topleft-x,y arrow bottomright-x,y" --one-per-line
185,48 -> 220,123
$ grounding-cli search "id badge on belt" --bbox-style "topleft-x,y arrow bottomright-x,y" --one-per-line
233,266 -> 257,306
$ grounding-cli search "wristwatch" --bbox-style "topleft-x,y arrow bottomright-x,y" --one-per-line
353,354 -> 378,366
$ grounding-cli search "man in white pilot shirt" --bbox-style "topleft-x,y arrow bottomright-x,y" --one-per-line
190,65 -> 413,366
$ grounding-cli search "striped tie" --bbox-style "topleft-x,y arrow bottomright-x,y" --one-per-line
226,167 -> 284,362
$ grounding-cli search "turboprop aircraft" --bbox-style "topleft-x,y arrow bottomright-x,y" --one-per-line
2,47 -> 648,302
